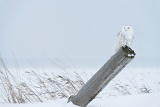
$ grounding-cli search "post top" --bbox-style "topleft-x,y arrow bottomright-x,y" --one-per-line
122,46 -> 136,58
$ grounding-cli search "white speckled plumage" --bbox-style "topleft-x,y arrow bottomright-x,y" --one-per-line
115,25 -> 134,52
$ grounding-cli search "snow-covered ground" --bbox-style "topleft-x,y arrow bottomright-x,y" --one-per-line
1,67 -> 160,107
1,93 -> 160,107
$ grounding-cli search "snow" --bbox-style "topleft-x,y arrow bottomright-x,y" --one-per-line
1,93 -> 160,107
91,93 -> 160,107
1,67 -> 160,107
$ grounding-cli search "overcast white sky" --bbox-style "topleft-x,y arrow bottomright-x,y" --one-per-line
0,0 -> 160,69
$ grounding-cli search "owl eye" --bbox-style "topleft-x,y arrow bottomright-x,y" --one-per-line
128,27 -> 130,29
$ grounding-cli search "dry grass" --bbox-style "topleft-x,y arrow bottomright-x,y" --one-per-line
111,80 -> 153,95
0,56 -> 159,103
0,56 -> 85,103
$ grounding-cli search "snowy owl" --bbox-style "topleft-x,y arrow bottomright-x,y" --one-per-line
115,25 -> 134,52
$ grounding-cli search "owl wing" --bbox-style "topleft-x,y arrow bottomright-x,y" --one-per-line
126,33 -> 134,46
115,31 -> 123,52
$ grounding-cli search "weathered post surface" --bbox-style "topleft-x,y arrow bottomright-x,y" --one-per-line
68,46 -> 136,107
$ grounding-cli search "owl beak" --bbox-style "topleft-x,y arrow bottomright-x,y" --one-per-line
125,30 -> 127,31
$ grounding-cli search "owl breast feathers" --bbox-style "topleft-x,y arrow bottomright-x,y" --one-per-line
115,25 -> 134,52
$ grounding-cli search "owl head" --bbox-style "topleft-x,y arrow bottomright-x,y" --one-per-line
121,25 -> 134,34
